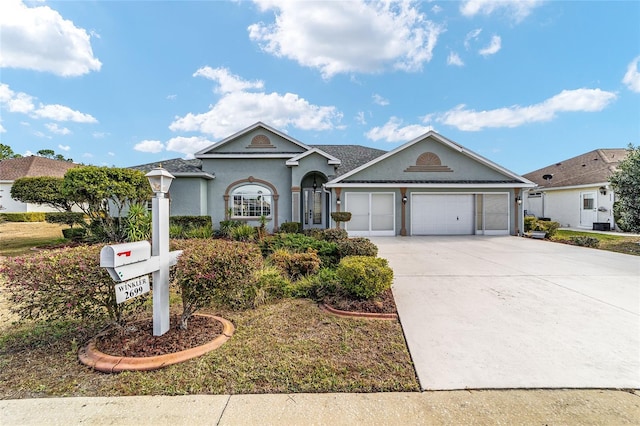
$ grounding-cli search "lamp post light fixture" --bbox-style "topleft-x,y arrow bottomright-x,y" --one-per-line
599,186 -> 607,195
402,195 -> 408,205
145,166 -> 175,336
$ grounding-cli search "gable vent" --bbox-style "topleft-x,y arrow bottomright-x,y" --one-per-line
247,134 -> 275,149
405,152 -> 453,172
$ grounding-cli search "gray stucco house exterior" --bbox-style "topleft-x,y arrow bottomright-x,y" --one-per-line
132,122 -> 535,236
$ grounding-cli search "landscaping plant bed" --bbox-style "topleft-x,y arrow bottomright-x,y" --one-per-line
322,288 -> 397,315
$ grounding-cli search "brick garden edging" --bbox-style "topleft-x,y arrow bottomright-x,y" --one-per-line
320,303 -> 398,320
78,314 -> 234,373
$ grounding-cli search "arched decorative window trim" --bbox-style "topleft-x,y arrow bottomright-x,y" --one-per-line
224,177 -> 280,229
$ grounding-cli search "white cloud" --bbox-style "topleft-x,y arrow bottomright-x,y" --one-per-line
171,69 -> 342,138
194,66 -> 264,94
431,5 -> 443,14
0,83 -> 34,113
33,104 -> 97,123
108,152 -> 115,156
479,35 -> 501,56
58,144 -> 71,151
248,0 -> 444,78
433,88 -> 617,131
0,121 -> 5,133
0,0 -> 102,76
45,123 -> 71,135
166,94 -> 177,100
166,136 -> 213,157
355,111 -> 367,125
447,52 -> 464,66
33,130 -> 50,139
372,94 -> 389,106
93,131 -> 108,138
134,140 -> 164,154
460,0 -> 543,23
464,28 -> 482,49
366,117 -> 434,142
622,56 -> 640,93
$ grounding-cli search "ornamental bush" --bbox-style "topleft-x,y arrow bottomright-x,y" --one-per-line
0,212 -> 46,222
336,256 -> 393,300
269,248 -> 320,280
0,245 -> 144,325
570,236 -> 600,248
320,228 -> 349,242
336,237 -> 378,258
260,233 -> 339,267
171,239 -> 264,328
279,221 -> 301,233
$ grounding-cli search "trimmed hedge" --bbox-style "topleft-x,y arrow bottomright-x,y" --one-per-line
45,212 -> 85,227
269,248 -> 321,280
0,212 -> 46,222
336,237 -> 378,258
170,216 -> 212,229
260,233 -> 339,267
279,222 -> 301,233
336,256 -> 393,300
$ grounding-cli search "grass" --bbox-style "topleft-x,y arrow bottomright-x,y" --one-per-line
552,230 -> 640,256
0,299 -> 419,398
0,222 -> 67,257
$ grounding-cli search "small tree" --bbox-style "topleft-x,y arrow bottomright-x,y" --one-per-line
11,176 -> 77,212
62,166 -> 152,242
0,143 -> 21,160
609,144 -> 640,233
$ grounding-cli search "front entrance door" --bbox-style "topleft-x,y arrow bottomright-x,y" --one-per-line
303,188 -> 325,229
580,191 -> 597,228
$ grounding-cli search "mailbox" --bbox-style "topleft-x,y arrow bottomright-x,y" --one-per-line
100,241 -> 182,282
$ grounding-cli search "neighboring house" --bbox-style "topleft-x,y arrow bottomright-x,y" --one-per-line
522,149 -> 628,230
132,122 -> 535,236
0,156 -> 78,213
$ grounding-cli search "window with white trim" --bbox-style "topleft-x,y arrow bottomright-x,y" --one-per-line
232,184 -> 272,218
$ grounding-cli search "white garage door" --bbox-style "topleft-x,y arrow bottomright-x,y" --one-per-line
345,192 -> 395,236
411,194 -> 474,235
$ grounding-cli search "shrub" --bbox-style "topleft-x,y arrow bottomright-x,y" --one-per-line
184,225 -> 214,239
0,245 -> 144,325
269,248 -> 321,280
330,211 -> 352,228
231,224 -> 256,242
285,268 -> 339,300
171,239 -> 264,327
169,224 -> 186,239
336,237 -> 378,258
320,228 -> 349,242
0,212 -> 46,222
524,216 -> 537,232
170,216 -> 211,229
570,236 -> 600,248
62,227 -> 86,241
279,221 -> 301,233
535,220 -> 560,238
45,212 -> 85,228
124,203 -> 151,242
219,219 -> 242,238
253,266 -> 290,306
260,233 -> 339,267
336,256 -> 393,300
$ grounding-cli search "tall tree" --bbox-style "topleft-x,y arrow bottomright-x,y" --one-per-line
0,144 -> 21,160
36,149 -> 73,162
62,166 -> 152,242
609,144 -> 640,233
10,176 -> 77,212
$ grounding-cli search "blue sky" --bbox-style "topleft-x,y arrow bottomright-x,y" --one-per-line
1,0 -> 638,174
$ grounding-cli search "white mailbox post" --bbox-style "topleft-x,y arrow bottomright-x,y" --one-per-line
100,166 -> 181,337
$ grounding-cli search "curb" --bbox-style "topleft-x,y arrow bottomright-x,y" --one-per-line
78,314 -> 234,373
320,303 -> 398,320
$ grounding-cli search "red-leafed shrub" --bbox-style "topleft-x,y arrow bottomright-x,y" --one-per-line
269,248 -> 321,280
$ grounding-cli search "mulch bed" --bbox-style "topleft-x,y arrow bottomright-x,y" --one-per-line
323,288 -> 397,314
95,314 -> 223,357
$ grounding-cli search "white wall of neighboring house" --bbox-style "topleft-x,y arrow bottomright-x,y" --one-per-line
524,184 -> 615,229
0,181 -> 74,213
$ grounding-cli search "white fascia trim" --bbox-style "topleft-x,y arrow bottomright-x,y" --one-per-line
197,153 -> 297,159
530,182 -> 609,192
195,121 -> 312,156
173,172 -> 215,180
326,182 -> 536,189
285,148 -> 341,166
330,130 -> 533,185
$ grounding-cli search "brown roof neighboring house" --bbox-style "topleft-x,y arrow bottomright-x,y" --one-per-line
0,156 -> 78,181
523,149 -> 629,189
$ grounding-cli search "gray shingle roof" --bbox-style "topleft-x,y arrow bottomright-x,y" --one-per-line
129,158 -> 213,179
0,156 -> 78,181
311,145 -> 387,176
523,149 -> 629,188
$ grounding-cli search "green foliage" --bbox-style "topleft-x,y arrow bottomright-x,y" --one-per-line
609,144 -> 640,233
524,216 -> 537,232
320,228 -> 349,242
269,248 -> 321,280
330,211 -> 352,225
260,233 -> 339,267
124,203 -> 151,242
231,224 -> 256,242
279,221 -> 302,233
62,166 -> 151,242
184,225 -> 214,239
336,237 -> 378,258
170,216 -> 212,229
529,218 -> 560,238
286,267 -> 340,300
0,245 -> 144,325
62,227 -> 86,241
0,212 -> 46,222
0,143 -> 21,159
336,256 -> 393,300
36,149 -> 73,162
219,219 -> 242,238
45,212 -> 85,228
171,239 -> 264,327
569,236 -> 600,248
253,266 -> 289,306
10,176 -> 77,212
169,224 -> 186,239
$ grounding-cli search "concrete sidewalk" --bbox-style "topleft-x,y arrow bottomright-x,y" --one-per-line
1,390 -> 639,425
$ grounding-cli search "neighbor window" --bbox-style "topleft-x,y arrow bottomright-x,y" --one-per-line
232,184 -> 272,218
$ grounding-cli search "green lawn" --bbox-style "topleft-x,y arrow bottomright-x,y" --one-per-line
552,230 -> 640,256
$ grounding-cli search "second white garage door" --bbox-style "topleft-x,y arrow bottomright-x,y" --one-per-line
411,194 -> 474,235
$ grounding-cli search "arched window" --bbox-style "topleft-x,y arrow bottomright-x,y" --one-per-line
231,184 -> 272,218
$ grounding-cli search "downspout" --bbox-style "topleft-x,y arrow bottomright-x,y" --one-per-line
321,184 -> 332,228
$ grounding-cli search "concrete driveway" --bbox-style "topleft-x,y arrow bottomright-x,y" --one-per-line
372,236 -> 640,391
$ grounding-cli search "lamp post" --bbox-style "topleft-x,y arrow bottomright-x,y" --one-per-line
145,166 -> 175,336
